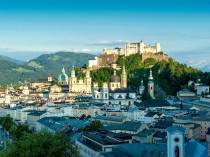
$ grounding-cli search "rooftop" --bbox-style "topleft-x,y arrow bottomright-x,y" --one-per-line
101,143 -> 167,157
82,131 -> 131,146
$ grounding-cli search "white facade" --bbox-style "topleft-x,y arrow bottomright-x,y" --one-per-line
22,86 -> 29,95
103,41 -> 161,57
167,127 -> 185,157
69,67 -> 92,93
88,57 -> 98,67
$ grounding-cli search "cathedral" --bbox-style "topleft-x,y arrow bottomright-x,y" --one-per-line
69,66 -> 92,94
92,64 -> 136,106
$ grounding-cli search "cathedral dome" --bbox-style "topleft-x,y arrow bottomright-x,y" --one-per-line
110,75 -> 120,82
110,71 -> 120,82
58,73 -> 68,81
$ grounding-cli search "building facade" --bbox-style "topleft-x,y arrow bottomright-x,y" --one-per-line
103,40 -> 161,57
69,67 -> 92,94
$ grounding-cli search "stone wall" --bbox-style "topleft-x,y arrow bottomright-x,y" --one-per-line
141,52 -> 169,62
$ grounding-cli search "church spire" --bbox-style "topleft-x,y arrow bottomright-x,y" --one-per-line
122,61 -> 126,75
120,61 -> 127,89
71,66 -> 75,77
62,65 -> 66,74
149,69 -> 153,80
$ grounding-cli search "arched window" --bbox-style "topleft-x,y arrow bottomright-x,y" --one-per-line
174,146 -> 180,157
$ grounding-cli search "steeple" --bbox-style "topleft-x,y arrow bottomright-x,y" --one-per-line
141,79 -> 143,85
122,61 -> 126,75
139,79 -> 145,94
148,69 -> 154,98
71,66 -> 75,77
149,69 -> 153,80
120,61 -> 127,89
113,70 -> 116,76
62,65 -> 66,74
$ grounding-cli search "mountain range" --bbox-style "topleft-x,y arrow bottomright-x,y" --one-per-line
0,52 -> 94,85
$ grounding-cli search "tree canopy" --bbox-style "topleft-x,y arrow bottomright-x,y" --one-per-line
2,131 -> 79,157
83,120 -> 103,132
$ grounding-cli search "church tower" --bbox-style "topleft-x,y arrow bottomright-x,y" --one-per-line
166,126 -> 185,157
69,66 -> 77,92
22,80 -> 29,95
5,87 -> 11,105
139,79 -> 145,94
84,69 -> 92,94
120,62 -> 127,89
148,69 -> 154,98
102,83 -> 109,100
48,73 -> 52,82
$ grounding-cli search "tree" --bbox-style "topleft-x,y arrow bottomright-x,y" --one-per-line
0,115 -> 15,131
80,114 -> 86,120
10,124 -> 32,140
2,131 -> 79,157
83,120 -> 103,132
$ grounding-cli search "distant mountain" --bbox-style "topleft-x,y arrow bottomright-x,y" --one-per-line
0,55 -> 26,65
26,51 -> 94,78
184,60 -> 210,72
0,52 -> 94,85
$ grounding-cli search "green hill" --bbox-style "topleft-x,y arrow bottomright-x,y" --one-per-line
0,55 -> 26,65
0,52 -> 94,85
90,53 -> 206,96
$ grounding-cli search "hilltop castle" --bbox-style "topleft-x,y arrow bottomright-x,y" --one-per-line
88,40 -> 168,70
103,40 -> 161,56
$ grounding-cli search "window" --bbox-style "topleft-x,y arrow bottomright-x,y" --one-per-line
105,93 -> 107,98
112,84 -> 114,87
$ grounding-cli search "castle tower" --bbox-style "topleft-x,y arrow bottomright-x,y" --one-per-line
120,62 -> 127,89
139,79 -> 145,94
140,40 -> 145,54
155,43 -> 161,53
48,73 -> 52,82
166,126 -> 185,157
148,69 -> 154,98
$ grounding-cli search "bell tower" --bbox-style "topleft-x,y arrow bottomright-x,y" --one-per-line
84,69 -> 92,93
120,62 -> 127,89
148,69 -> 154,98
69,66 -> 77,92
166,126 -> 185,157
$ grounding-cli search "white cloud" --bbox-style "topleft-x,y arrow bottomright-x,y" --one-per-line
88,40 -> 129,46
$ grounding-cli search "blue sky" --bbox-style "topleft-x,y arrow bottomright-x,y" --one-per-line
0,0 -> 210,62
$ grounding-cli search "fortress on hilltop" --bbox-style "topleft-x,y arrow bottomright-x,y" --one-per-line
103,40 -> 161,56
88,40 -> 168,70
